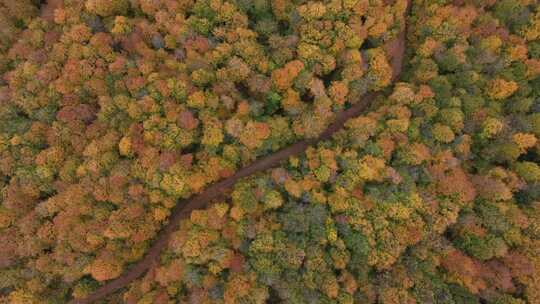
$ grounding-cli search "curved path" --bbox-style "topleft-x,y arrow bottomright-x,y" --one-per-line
71,1 -> 411,303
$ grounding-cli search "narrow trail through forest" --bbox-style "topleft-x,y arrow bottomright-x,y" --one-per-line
70,1 -> 411,303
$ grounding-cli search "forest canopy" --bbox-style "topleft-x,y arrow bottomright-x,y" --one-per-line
0,0 -> 539,303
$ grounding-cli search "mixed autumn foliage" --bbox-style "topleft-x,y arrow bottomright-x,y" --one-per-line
0,0 -> 539,303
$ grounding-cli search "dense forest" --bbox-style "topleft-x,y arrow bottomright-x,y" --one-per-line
0,0 -> 539,303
